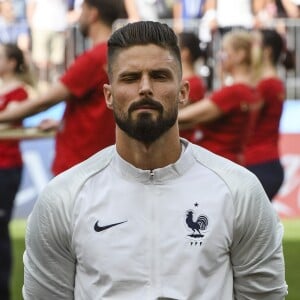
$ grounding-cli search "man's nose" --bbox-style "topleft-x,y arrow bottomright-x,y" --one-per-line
139,75 -> 153,97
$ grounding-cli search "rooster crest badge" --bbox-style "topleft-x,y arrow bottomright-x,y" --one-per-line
185,208 -> 208,245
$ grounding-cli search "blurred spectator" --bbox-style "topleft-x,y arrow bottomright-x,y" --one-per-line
124,0 -> 159,21
203,0 -> 268,36
245,28 -> 295,200
275,0 -> 300,18
26,0 -> 69,89
173,0 -> 206,32
0,0 -> 30,53
258,0 -> 300,35
199,0 -> 268,90
178,30 -> 262,164
255,0 -> 300,27
124,0 -> 174,21
0,0 -> 127,176
178,31 -> 207,144
0,43 -> 35,300
65,0 -> 84,67
156,0 -> 174,18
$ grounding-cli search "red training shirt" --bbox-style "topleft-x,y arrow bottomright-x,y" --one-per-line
179,75 -> 206,144
244,77 -> 285,165
199,83 -> 261,164
54,42 -> 115,175
0,86 -> 28,168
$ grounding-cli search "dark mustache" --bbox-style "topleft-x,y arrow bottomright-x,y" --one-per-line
129,98 -> 163,113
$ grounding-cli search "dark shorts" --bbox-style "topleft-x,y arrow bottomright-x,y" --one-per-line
247,159 -> 284,201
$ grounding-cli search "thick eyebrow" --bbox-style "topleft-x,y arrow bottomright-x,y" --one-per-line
118,71 -> 140,78
150,68 -> 173,77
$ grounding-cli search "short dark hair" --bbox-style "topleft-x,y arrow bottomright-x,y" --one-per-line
107,21 -> 182,78
84,0 -> 127,27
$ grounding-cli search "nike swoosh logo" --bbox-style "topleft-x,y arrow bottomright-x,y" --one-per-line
94,220 -> 127,232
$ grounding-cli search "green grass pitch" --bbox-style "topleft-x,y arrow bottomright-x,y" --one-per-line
9,218 -> 300,300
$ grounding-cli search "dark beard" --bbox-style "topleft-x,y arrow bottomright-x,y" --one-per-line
114,98 -> 178,144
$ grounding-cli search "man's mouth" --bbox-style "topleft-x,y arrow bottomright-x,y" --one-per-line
129,98 -> 163,114
134,105 -> 157,110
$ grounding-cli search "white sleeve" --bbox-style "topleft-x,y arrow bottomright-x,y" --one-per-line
23,185 -> 76,300
231,174 -> 288,299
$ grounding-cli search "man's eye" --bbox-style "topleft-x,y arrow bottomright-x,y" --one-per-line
152,73 -> 168,80
121,75 -> 138,82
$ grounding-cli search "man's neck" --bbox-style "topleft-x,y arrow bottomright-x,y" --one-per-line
115,126 -> 182,170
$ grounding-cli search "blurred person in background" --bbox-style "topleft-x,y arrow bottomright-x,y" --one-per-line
124,0 -> 174,22
198,0 -> 268,90
173,0 -> 206,33
0,43 -> 35,300
178,31 -> 207,144
255,0 -> 300,35
124,0 -> 160,21
244,28 -> 295,200
178,29 -> 262,164
0,0 -> 127,176
64,0 -> 85,68
155,0 -> 174,19
26,0 -> 69,89
273,0 -> 300,18
202,0 -> 269,36
0,0 -> 30,55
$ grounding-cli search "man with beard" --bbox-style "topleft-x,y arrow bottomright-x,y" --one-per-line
22,21 -> 287,299
0,0 -> 127,175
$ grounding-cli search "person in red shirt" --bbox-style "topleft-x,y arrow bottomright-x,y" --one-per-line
178,31 -> 207,144
244,28 -> 294,200
178,29 -> 262,164
0,43 -> 35,300
0,0 -> 128,175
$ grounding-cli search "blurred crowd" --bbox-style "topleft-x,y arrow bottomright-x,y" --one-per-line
0,0 -> 299,91
0,0 -> 83,91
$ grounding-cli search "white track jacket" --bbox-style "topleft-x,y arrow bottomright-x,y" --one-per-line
23,140 -> 288,299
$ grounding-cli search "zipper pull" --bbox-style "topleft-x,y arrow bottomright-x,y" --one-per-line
150,170 -> 154,180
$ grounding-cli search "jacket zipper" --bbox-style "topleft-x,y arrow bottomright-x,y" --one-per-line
149,169 -> 158,298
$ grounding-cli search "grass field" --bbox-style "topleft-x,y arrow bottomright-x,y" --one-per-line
9,218 -> 300,300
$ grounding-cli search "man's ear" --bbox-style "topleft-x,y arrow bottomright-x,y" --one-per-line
103,84 -> 113,109
178,80 -> 190,105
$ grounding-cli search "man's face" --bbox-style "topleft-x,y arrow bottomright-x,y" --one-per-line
104,44 -> 188,144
